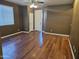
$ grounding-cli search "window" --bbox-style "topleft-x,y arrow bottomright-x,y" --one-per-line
0,5 -> 14,26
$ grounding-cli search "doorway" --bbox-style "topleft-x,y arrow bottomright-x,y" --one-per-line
29,9 -> 43,32
35,10 -> 43,31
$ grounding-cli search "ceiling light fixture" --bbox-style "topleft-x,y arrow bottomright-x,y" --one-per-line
30,3 -> 38,8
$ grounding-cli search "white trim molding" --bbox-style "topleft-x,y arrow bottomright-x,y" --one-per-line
1,31 -> 29,39
43,31 -> 75,59
21,31 -> 30,33
1,31 -> 22,39
68,39 -> 75,59
42,31 -> 69,37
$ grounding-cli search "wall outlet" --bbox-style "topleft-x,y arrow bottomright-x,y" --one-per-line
50,29 -> 53,32
17,29 -> 20,31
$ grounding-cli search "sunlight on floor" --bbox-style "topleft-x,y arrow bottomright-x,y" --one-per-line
39,32 -> 43,48
2,43 -> 16,59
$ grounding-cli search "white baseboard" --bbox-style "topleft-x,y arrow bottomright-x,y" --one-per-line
1,31 -> 69,39
43,31 -> 75,59
1,31 -> 29,39
21,31 -> 30,33
42,31 -> 69,37
1,31 -> 22,39
68,39 -> 75,59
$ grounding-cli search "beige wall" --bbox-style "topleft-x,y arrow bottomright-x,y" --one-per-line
70,0 -> 79,47
70,0 -> 79,57
45,9 -> 72,35
22,6 -> 29,31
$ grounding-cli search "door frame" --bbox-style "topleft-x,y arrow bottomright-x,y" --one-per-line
35,9 -> 43,31
29,8 -> 43,32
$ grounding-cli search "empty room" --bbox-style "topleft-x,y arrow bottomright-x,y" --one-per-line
0,0 -> 79,59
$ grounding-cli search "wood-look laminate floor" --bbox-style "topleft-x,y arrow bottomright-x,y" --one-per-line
2,31 -> 73,59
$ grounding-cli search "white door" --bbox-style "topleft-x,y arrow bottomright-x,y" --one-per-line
29,12 -> 33,32
35,10 -> 43,31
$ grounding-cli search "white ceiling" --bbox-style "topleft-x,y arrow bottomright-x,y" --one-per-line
45,0 -> 73,5
6,0 -> 73,6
